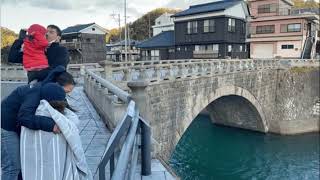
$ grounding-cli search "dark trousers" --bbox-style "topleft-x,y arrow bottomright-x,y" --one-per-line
27,68 -> 50,83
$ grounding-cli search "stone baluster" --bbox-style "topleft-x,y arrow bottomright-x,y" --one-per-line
169,65 -> 176,80
197,63 -> 203,76
205,62 -> 211,75
99,60 -> 113,80
216,62 -> 221,74
138,68 -> 147,80
123,68 -> 132,81
222,61 -> 227,73
211,62 -> 217,74
187,64 -> 194,77
80,65 -> 85,76
177,64 -> 186,78
229,61 -> 234,72
242,61 -> 247,71
154,66 -> 162,81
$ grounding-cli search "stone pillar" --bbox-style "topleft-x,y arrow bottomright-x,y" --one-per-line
127,81 -> 152,122
99,60 -> 113,80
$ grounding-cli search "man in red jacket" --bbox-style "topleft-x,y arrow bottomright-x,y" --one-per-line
23,24 -> 50,83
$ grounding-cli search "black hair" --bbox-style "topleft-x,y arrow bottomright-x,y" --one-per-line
49,100 -> 77,113
55,72 -> 76,86
47,24 -> 62,36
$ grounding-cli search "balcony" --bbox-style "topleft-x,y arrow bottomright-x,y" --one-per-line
60,39 -> 82,50
193,50 -> 219,59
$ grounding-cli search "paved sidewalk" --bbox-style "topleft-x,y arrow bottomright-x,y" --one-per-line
68,87 -> 176,180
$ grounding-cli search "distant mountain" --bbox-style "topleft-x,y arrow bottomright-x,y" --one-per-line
106,8 -> 180,43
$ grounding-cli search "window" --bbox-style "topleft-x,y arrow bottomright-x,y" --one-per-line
281,23 -> 301,33
288,24 -> 301,32
195,45 -> 200,51
256,25 -> 275,34
281,45 -> 294,49
228,45 -> 232,52
187,21 -> 198,34
192,21 -> 198,33
195,44 -> 218,52
151,50 -> 159,56
241,22 -> 246,34
240,45 -> 243,52
212,44 -> 219,53
204,19 -> 215,33
228,19 -> 235,32
258,4 -> 277,14
92,28 -> 95,31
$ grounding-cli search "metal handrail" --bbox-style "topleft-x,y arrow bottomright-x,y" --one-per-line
85,68 -> 151,180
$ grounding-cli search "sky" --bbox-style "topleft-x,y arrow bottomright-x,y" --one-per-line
1,0 -> 214,33
1,0 -> 318,33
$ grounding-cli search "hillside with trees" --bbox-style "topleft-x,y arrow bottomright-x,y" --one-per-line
292,0 -> 320,8
1,27 -> 18,63
106,8 -> 180,43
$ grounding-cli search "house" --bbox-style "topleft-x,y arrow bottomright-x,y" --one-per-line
61,23 -> 108,63
247,0 -> 319,59
152,13 -> 175,36
106,40 -> 140,61
172,0 -> 250,59
137,31 -> 175,60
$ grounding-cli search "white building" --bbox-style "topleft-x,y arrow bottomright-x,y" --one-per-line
152,13 -> 174,36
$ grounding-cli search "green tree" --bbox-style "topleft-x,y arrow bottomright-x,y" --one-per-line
1,27 -> 18,63
293,0 -> 320,8
130,8 -> 180,41
106,8 -> 180,43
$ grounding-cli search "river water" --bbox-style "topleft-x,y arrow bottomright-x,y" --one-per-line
169,115 -> 320,180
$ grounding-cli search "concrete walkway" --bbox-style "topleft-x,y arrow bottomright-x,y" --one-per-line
68,87 -> 175,180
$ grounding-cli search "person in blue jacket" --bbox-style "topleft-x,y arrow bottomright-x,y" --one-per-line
1,66 -> 75,180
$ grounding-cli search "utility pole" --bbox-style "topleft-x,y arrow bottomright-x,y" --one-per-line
110,12 -> 122,61
128,23 -> 131,61
124,0 -> 128,61
148,13 -> 151,38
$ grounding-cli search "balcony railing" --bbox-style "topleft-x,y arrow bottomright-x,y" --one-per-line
193,50 -> 219,59
60,41 -> 82,50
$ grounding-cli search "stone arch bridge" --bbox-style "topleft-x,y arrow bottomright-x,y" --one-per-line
2,59 -> 319,162
83,59 -> 319,161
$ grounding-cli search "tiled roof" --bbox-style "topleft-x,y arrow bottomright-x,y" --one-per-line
172,0 -> 240,17
137,31 -> 174,49
62,23 -> 95,34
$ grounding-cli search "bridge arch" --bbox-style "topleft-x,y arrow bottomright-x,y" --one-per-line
178,85 -> 268,144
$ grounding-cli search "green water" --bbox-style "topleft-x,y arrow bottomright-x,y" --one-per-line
169,115 -> 320,180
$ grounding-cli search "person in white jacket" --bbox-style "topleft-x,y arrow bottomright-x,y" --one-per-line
20,83 -> 92,180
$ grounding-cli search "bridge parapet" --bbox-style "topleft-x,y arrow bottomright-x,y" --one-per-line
103,59 -> 279,83
101,59 -> 319,83
1,63 -> 104,83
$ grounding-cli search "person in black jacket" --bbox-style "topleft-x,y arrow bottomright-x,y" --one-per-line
8,24 -> 69,70
1,66 -> 75,180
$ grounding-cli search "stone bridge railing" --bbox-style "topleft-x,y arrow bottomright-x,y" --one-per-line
1,63 -> 104,82
1,59 -> 319,83
101,59 -> 319,83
